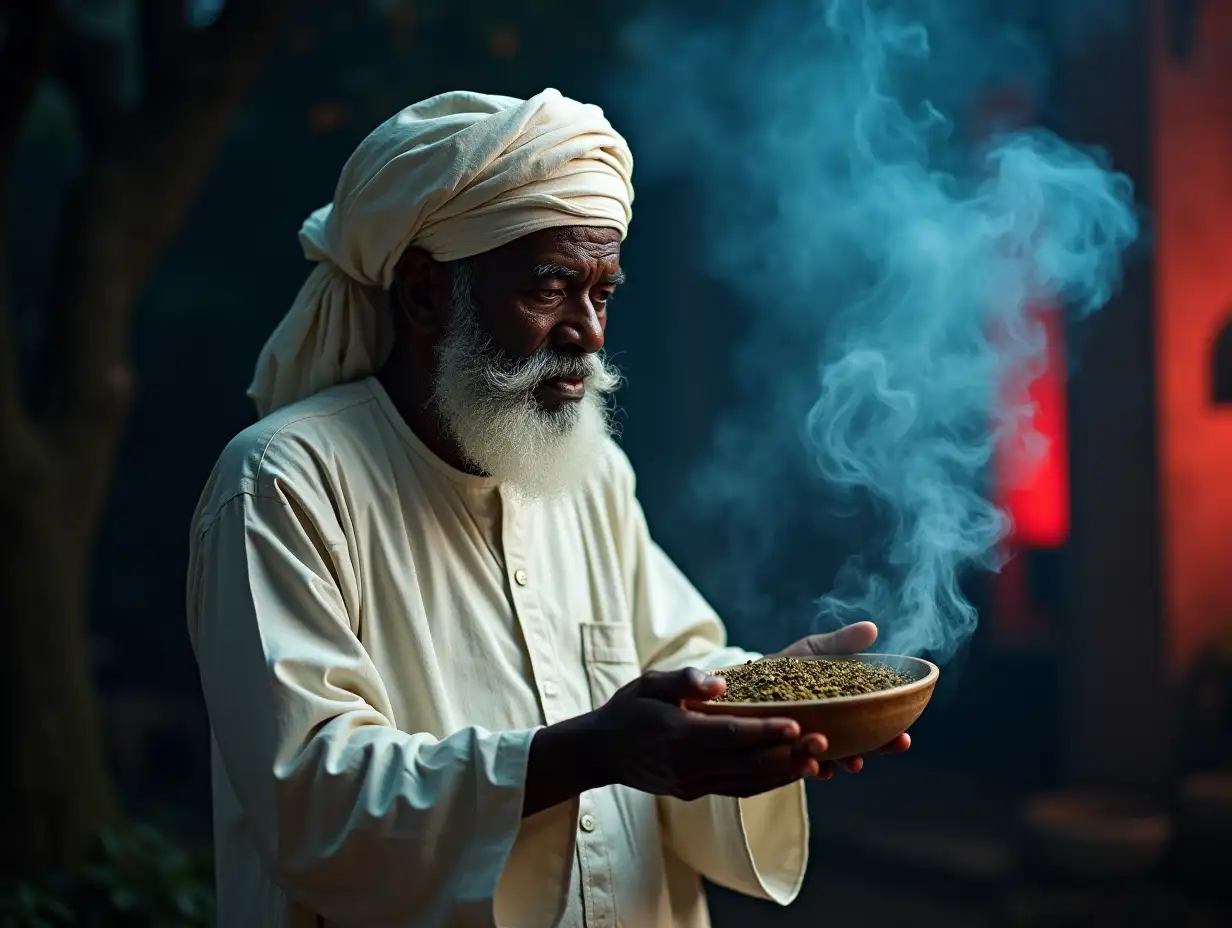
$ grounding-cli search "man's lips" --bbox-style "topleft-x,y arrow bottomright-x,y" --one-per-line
538,377 -> 586,402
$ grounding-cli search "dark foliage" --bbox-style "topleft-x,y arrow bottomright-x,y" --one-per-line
0,825 -> 213,928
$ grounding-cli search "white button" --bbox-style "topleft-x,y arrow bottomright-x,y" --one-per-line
579,814 -> 596,833
514,569 -> 528,586
542,681 -> 559,697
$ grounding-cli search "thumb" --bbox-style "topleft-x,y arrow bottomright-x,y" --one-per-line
807,621 -> 879,656
636,667 -> 725,703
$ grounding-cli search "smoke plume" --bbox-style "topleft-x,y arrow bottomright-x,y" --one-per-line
612,0 -> 1138,662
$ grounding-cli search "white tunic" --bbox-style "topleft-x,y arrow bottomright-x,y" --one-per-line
186,377 -> 808,927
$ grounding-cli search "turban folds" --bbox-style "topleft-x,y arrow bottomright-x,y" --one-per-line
247,88 -> 634,417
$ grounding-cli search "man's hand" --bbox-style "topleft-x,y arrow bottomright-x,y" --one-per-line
771,620 -> 880,660
586,668 -> 828,801
770,620 -> 912,778
522,626 -> 914,817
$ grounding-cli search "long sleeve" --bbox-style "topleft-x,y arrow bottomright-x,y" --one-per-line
186,489 -> 534,925
605,445 -> 810,906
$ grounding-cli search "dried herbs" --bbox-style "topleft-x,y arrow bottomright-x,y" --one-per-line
712,657 -> 909,702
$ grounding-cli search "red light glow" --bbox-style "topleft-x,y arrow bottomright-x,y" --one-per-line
995,303 -> 1070,549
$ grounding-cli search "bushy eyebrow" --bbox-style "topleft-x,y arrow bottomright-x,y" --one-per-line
531,264 -> 627,286
532,263 -> 579,279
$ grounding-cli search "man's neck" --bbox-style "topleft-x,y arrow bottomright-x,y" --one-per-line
375,364 -> 486,477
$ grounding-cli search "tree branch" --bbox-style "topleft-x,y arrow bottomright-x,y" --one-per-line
34,0 -> 293,529
0,0 -> 59,458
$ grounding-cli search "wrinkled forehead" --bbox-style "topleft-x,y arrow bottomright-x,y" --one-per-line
469,226 -> 623,281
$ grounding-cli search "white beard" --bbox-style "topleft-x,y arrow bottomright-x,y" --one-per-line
431,261 -> 621,499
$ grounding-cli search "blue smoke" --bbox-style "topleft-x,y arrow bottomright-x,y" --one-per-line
612,0 -> 1138,662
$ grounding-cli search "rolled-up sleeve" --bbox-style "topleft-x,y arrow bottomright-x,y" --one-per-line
187,489 -> 534,924
604,444 -> 810,905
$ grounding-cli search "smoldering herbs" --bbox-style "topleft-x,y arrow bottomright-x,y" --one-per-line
712,657 -> 910,702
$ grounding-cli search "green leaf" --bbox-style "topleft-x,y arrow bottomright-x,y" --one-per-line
108,887 -> 139,911
96,828 -> 125,861
22,84 -> 81,150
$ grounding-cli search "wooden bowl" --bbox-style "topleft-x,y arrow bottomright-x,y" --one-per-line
687,654 -> 939,762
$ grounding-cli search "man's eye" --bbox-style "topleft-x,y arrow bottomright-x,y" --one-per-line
595,291 -> 615,305
536,288 -> 566,302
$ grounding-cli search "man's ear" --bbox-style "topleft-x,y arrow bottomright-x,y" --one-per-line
392,247 -> 449,334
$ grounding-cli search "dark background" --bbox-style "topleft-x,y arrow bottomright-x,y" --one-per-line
4,0 -> 1232,925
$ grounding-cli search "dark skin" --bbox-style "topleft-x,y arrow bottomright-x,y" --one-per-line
378,226 -> 909,817
379,225 -> 622,474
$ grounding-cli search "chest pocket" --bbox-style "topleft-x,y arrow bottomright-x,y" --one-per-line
581,622 -> 643,710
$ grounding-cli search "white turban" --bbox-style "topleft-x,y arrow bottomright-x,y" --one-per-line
247,88 -> 634,417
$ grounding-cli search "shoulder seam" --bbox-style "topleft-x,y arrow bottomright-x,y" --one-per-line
194,488 -> 269,539
193,487 -> 349,551
251,395 -> 381,479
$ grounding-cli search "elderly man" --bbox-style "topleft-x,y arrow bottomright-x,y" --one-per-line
187,89 -> 908,927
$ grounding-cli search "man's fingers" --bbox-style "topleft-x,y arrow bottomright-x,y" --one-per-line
815,734 -> 910,778
875,733 -> 912,754
804,621 -> 879,656
706,733 -> 827,777
682,713 -> 806,749
637,667 -> 725,704
702,745 -> 821,797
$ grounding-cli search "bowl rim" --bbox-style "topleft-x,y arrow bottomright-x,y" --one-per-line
692,652 -> 940,709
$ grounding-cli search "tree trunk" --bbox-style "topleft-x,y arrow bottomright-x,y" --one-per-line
0,0 -> 293,877
0,439 -> 121,875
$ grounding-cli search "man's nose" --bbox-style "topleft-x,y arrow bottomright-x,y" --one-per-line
554,298 -> 605,353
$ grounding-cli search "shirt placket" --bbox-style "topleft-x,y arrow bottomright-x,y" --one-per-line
499,487 -> 617,927
499,487 -> 567,725
574,793 -> 618,927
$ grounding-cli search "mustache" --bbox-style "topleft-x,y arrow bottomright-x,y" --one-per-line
484,348 -> 605,395
436,264 -> 622,403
